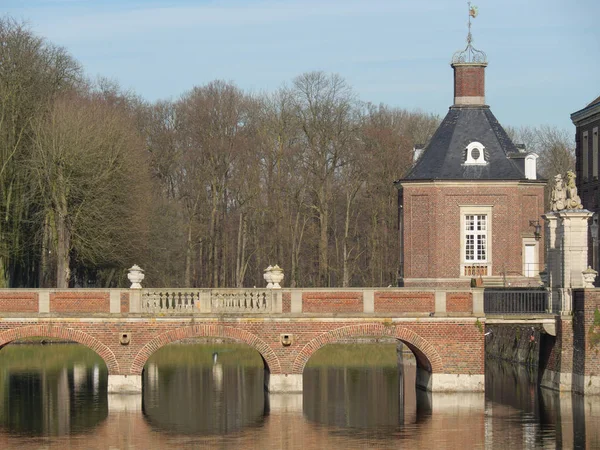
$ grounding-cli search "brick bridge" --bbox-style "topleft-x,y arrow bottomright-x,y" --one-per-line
0,287 -> 596,395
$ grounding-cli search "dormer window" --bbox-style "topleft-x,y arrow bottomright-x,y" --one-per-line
464,141 -> 487,165
524,154 -> 538,180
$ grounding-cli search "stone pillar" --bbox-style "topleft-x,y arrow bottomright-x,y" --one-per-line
107,374 -> 142,393
265,373 -> 303,393
543,210 -> 593,314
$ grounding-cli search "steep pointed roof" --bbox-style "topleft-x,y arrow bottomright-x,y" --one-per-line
403,105 -> 527,181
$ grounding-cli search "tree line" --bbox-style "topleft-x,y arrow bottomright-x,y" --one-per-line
0,18 -> 574,289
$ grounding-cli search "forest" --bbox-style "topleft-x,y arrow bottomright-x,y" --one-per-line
0,18 -> 575,289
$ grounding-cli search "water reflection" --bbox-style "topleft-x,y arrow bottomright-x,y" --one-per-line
142,361 -> 266,435
0,344 -> 107,436
303,366 -> 425,429
1,342 -> 600,448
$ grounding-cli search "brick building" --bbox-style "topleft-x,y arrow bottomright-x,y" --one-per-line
395,38 -> 546,288
571,95 -> 600,271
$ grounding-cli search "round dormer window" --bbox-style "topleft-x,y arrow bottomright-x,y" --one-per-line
464,141 -> 487,165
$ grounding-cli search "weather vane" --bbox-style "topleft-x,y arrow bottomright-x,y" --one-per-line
451,2 -> 487,64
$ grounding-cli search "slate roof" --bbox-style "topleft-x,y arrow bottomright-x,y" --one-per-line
587,95 -> 600,108
402,105 -> 527,181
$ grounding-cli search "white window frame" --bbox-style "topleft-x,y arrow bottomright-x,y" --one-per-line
464,141 -> 487,166
460,206 -> 493,277
524,154 -> 538,180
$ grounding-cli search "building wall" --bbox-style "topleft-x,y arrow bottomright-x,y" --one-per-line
401,181 -> 545,286
573,108 -> 600,270
575,114 -> 600,209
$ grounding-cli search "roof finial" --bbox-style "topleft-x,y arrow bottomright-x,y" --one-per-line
452,2 -> 487,64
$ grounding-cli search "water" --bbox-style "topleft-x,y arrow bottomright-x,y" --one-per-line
0,342 -> 599,449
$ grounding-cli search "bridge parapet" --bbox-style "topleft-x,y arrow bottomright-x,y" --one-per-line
139,289 -> 279,314
0,287 -> 482,316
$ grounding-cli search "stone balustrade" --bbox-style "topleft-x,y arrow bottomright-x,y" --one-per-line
141,289 -> 199,312
139,289 -> 276,314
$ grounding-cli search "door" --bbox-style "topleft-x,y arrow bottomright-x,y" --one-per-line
525,244 -> 536,277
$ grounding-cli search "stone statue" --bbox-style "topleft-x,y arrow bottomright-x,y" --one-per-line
565,170 -> 583,209
551,174 -> 566,211
551,171 -> 583,211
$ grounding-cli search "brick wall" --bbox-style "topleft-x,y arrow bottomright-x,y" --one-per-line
575,289 -> 600,377
282,292 -> 291,313
446,292 -> 472,313
0,292 -> 38,312
302,292 -> 362,313
0,317 -> 485,378
401,182 -> 545,286
374,291 -> 434,313
50,292 -> 110,313
453,65 -> 485,99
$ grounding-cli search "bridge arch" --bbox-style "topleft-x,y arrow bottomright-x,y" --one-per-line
0,324 -> 120,373
130,324 -> 281,375
292,324 -> 443,374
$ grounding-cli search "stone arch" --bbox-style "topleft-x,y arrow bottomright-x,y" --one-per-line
130,324 -> 281,375
292,324 -> 443,374
0,324 -> 119,373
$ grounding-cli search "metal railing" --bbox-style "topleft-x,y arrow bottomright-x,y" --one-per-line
484,288 -> 548,314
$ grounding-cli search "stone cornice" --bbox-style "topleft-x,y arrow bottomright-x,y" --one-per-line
571,102 -> 600,126
396,179 -> 547,188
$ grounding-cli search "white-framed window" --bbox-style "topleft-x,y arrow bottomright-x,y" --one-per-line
460,206 -> 493,277
464,141 -> 487,165
464,214 -> 488,262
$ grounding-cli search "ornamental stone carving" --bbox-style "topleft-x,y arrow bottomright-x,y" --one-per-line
127,265 -> 145,289
565,170 -> 583,209
264,265 -> 284,289
583,266 -> 598,288
551,171 -> 582,211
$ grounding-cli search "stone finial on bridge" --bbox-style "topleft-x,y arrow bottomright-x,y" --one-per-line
127,265 -> 145,289
264,265 -> 284,289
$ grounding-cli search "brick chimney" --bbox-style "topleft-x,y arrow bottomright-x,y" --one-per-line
451,62 -> 487,106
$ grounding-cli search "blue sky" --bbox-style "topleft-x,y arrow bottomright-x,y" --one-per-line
4,0 -> 599,132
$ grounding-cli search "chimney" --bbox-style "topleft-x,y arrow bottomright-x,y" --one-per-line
451,61 -> 487,106
450,5 -> 487,106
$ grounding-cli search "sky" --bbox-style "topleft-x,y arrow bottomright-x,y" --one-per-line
4,0 -> 599,132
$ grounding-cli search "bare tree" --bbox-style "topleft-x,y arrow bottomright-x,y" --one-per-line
0,18 -> 81,287
30,92 -> 150,287
290,72 -> 358,286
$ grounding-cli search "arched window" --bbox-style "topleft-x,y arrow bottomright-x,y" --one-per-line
524,154 -> 538,180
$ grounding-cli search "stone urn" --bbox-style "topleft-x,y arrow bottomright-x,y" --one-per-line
270,265 -> 284,289
582,266 -> 598,288
264,265 -> 274,289
127,265 -> 145,289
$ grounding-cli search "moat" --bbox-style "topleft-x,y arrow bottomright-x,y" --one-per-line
0,342 -> 597,449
